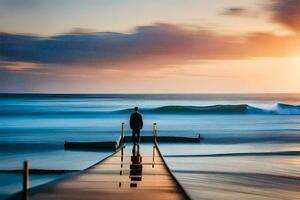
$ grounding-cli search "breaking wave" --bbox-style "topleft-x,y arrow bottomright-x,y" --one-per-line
118,103 -> 300,115
2,103 -> 300,116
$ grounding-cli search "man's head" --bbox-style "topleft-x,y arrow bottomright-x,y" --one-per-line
134,107 -> 138,112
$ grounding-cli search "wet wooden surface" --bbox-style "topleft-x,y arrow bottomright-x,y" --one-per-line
25,144 -> 188,200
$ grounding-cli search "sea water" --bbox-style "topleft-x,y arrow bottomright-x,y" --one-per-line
0,94 -> 300,199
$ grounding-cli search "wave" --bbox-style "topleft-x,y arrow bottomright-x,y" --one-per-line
0,169 -> 79,174
248,103 -> 300,115
172,170 -> 300,182
0,143 -> 62,151
2,103 -> 300,116
201,136 -> 300,144
118,103 -> 300,115
164,151 -> 300,158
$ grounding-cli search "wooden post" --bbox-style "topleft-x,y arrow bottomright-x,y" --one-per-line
23,160 -> 29,200
152,146 -> 155,161
121,147 -> 124,162
152,146 -> 155,168
153,123 -> 157,143
117,122 -> 125,148
121,122 -> 125,140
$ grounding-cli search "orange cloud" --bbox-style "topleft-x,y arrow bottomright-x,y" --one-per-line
270,0 -> 300,32
1,23 -> 300,72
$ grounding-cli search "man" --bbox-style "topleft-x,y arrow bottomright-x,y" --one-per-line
130,107 -> 143,145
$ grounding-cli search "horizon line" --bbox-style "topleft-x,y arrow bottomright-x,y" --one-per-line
1,92 -> 300,95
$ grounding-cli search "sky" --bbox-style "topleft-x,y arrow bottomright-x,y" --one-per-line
0,0 -> 300,93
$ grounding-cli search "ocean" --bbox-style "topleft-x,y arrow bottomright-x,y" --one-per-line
0,93 -> 300,199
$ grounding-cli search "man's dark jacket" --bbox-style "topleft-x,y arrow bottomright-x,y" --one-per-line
130,111 -> 143,130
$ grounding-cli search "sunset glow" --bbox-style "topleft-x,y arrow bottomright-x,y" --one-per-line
1,0 -> 300,93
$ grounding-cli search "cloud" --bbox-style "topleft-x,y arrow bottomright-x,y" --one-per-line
221,7 -> 260,18
1,23 -> 300,70
0,61 -> 41,71
270,0 -> 300,32
221,7 -> 249,16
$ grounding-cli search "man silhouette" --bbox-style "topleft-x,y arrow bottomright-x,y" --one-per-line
130,107 -> 143,145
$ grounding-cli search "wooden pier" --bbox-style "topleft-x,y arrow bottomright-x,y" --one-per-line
10,123 -> 192,200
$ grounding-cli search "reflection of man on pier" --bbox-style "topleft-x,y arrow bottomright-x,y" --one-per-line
130,107 -> 143,145
130,144 -> 143,185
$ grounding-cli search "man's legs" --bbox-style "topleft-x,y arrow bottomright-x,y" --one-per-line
136,129 -> 140,144
132,129 -> 140,145
132,130 -> 136,145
